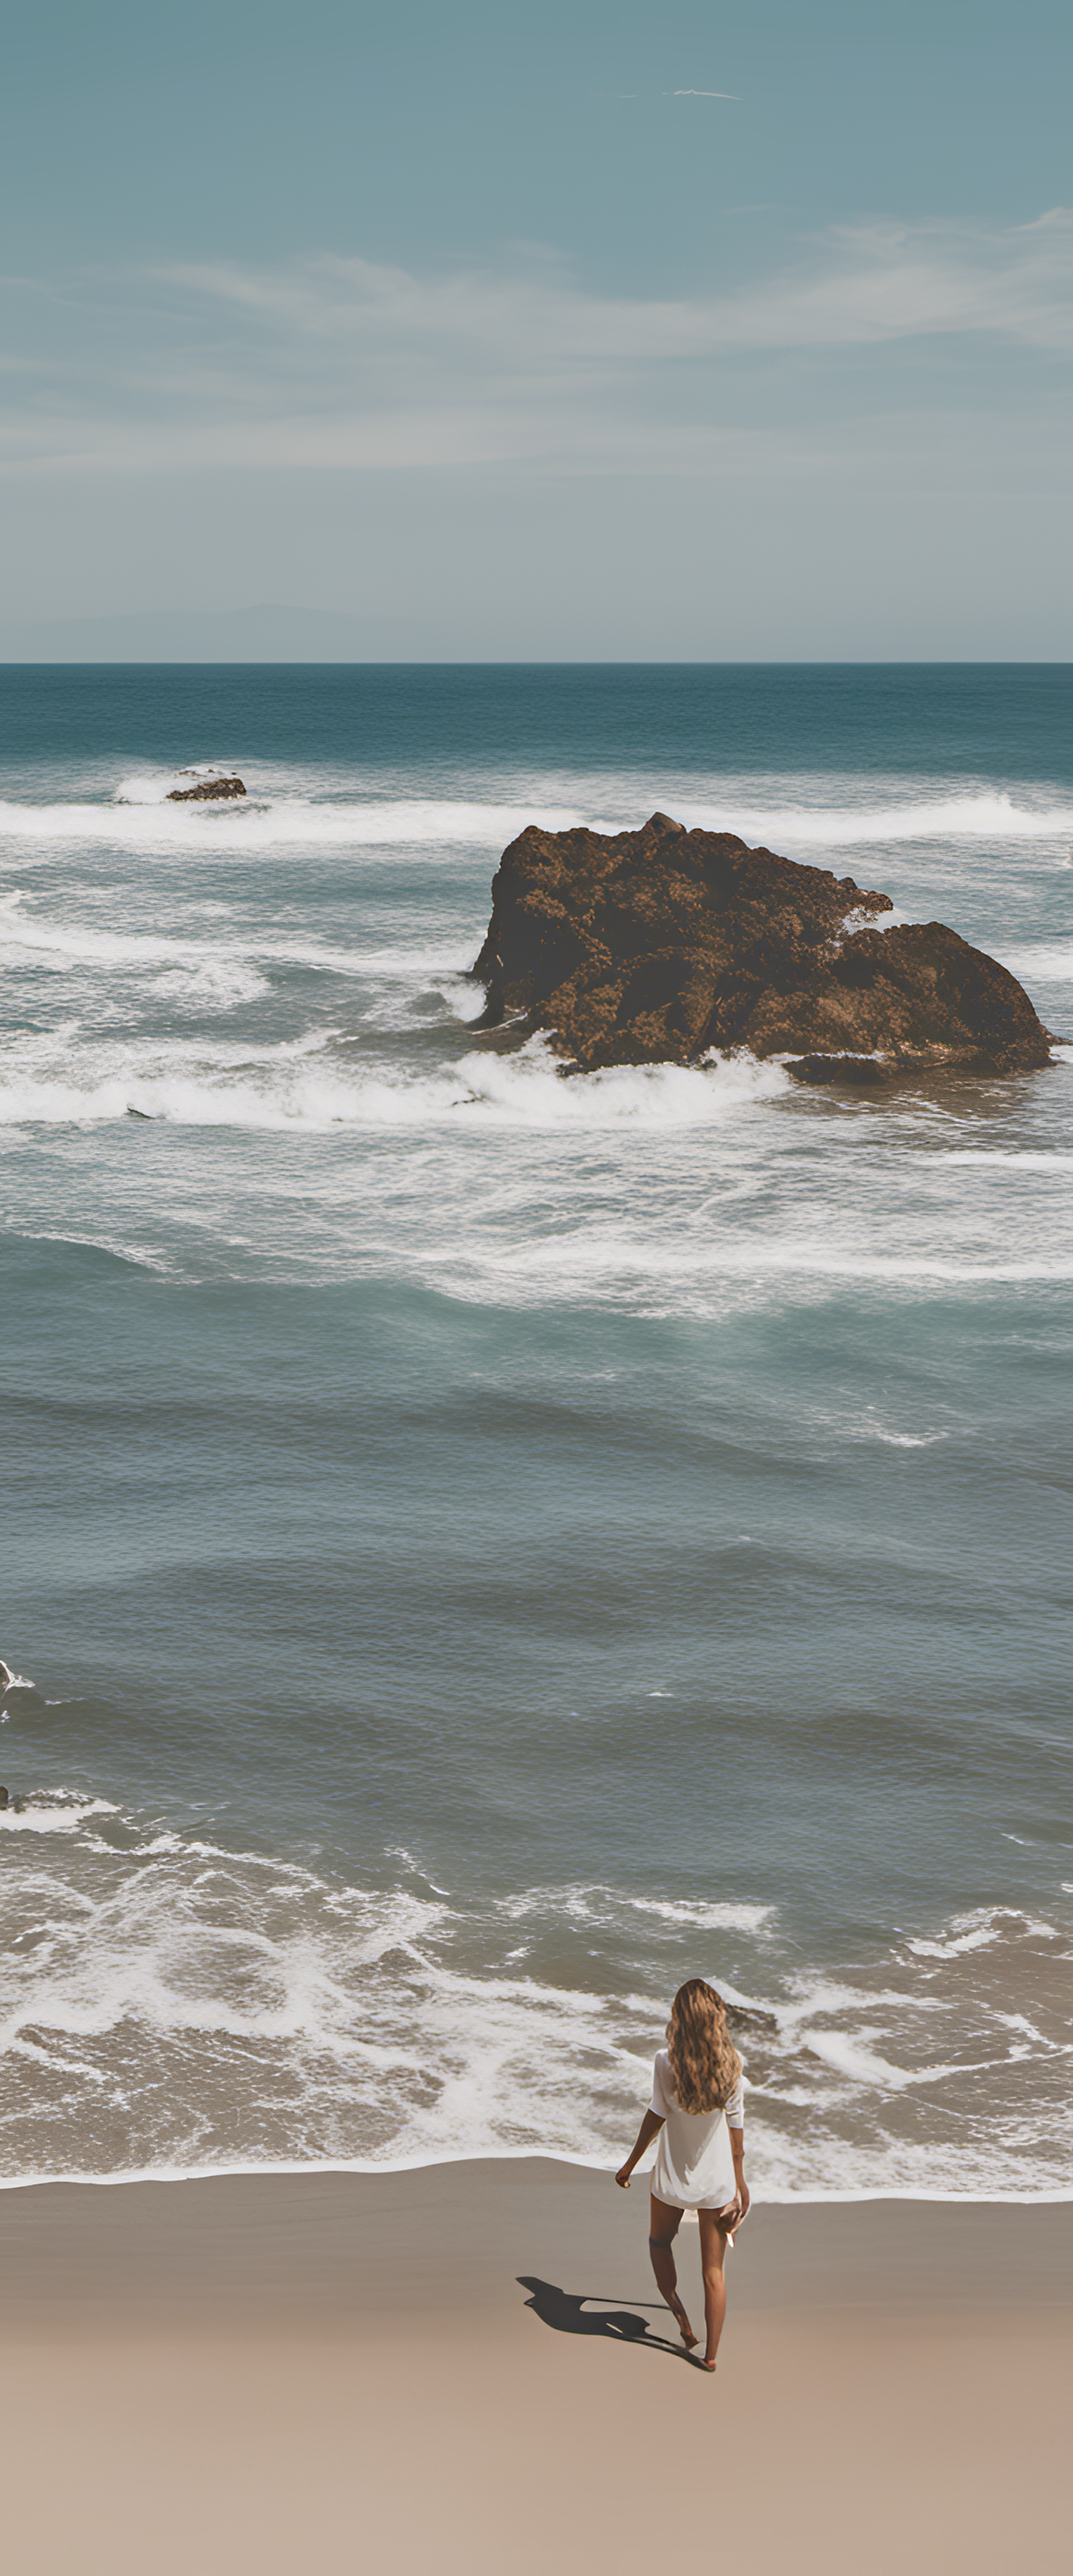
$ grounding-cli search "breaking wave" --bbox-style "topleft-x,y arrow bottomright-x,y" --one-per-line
676,793 -> 1073,849
0,794 -> 585,854
0,1040 -> 790,1132
2,783 -> 1072,863
1,1797 -> 1068,2195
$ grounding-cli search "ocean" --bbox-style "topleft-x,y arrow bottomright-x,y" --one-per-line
1,662 -> 1070,2198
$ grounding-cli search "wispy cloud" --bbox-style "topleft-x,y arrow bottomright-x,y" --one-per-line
2,211 -> 1071,478
669,90 -> 741,99
160,208 -> 1073,354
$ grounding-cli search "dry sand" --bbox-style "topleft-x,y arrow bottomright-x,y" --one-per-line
1,2163 -> 1069,2575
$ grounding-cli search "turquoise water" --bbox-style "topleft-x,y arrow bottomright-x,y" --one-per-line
1,664 -> 1071,2193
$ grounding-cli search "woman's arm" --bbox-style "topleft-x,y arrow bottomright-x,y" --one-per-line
615,2107 -> 664,2189
722,2125 -> 750,2232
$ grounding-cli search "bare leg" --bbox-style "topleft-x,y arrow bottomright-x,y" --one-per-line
648,2195 -> 696,2347
698,2210 -> 730,2369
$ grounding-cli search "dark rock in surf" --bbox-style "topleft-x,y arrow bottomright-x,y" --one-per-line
166,775 -> 247,802
471,811 -> 1056,1078
788,1055 -> 889,1088
723,2001 -> 778,2036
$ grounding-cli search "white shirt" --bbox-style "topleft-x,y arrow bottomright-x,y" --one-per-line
648,2047 -> 744,2211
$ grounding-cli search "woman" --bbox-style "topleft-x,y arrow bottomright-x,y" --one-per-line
615,1977 -> 748,2371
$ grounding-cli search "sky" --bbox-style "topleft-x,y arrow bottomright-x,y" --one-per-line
2,0 -> 1071,658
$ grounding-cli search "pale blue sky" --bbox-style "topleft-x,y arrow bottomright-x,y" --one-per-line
3,1 -> 1071,656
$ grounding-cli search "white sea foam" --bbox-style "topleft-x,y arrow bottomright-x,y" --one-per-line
2,783 -> 1072,861
674,788 -> 1073,849
2,895 -> 252,974
0,1040 -> 790,1132
0,1807 -> 1068,2195
494,1886 -> 773,1937
625,1898 -> 775,1934
674,793 -> 1073,849
840,908 -> 907,936
939,1150 -> 1073,1170
0,795 -> 584,853
860,1427 -> 949,1448
995,942 -> 1073,983
0,1798 -> 118,1836
906,1910 -> 1056,1961
802,2032 -> 977,2091
412,1232 -> 1071,1305
0,891 -> 475,988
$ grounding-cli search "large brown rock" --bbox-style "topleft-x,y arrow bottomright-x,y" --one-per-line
471,811 -> 1056,1080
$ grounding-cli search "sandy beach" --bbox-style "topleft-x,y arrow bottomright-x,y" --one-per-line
1,2163 -> 1068,2575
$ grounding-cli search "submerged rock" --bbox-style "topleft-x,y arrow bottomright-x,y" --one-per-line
166,775 -> 247,802
471,811 -> 1056,1078
788,1055 -> 890,1088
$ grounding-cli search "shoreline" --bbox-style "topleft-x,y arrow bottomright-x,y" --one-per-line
2,2165 -> 1069,2572
4,2146 -> 1073,2201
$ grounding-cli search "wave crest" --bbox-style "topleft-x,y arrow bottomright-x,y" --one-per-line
0,1040 -> 789,1132
0,1808 -> 1068,2195
2,784 -> 1072,859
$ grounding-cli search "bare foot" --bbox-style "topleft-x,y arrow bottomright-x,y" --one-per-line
668,2293 -> 698,2348
700,2356 -> 717,2372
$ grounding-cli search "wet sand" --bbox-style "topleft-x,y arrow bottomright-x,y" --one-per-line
1,2163 -> 1069,2574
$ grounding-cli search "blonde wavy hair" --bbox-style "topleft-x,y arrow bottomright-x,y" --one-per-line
667,1978 -> 741,2114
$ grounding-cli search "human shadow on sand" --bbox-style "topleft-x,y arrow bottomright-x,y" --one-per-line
518,2277 -> 696,2363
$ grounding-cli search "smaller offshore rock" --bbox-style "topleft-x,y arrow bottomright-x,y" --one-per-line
167,775 -> 247,802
